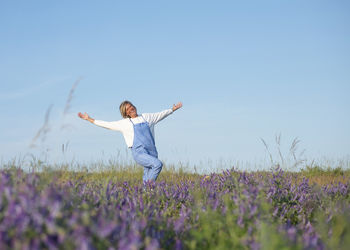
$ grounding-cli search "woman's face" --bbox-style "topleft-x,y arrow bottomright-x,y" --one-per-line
126,103 -> 137,118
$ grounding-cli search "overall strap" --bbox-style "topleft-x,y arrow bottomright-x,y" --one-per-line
129,115 -> 147,125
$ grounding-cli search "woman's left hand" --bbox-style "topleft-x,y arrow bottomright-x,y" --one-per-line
172,102 -> 183,111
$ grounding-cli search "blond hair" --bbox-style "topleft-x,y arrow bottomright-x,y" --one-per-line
119,100 -> 134,118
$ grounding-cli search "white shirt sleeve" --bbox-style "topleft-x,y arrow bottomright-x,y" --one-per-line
93,119 -> 124,131
142,109 -> 173,125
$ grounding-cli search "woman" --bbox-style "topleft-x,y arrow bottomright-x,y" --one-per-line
78,101 -> 182,182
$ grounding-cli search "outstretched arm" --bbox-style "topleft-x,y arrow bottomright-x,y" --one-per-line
78,112 -> 95,123
78,112 -> 124,131
143,102 -> 183,125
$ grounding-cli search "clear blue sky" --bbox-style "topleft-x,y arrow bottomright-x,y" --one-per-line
1,1 -> 349,170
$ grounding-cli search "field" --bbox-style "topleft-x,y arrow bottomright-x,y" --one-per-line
0,160 -> 349,250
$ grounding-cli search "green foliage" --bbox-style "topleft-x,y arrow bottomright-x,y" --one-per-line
187,205 -> 248,250
301,165 -> 349,177
315,205 -> 350,250
259,222 -> 302,250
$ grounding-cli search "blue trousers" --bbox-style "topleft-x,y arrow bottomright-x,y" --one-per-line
131,146 -> 163,182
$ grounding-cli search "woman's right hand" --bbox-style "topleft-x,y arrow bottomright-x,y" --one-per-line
78,112 -> 95,123
78,112 -> 89,120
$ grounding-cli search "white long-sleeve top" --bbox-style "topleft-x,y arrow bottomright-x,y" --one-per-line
93,109 -> 173,147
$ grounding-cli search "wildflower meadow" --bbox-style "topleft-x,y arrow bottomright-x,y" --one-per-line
0,160 -> 349,249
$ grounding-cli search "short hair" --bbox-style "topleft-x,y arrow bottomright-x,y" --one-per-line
119,100 -> 134,118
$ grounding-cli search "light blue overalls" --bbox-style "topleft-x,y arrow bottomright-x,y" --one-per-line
130,116 -> 163,182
